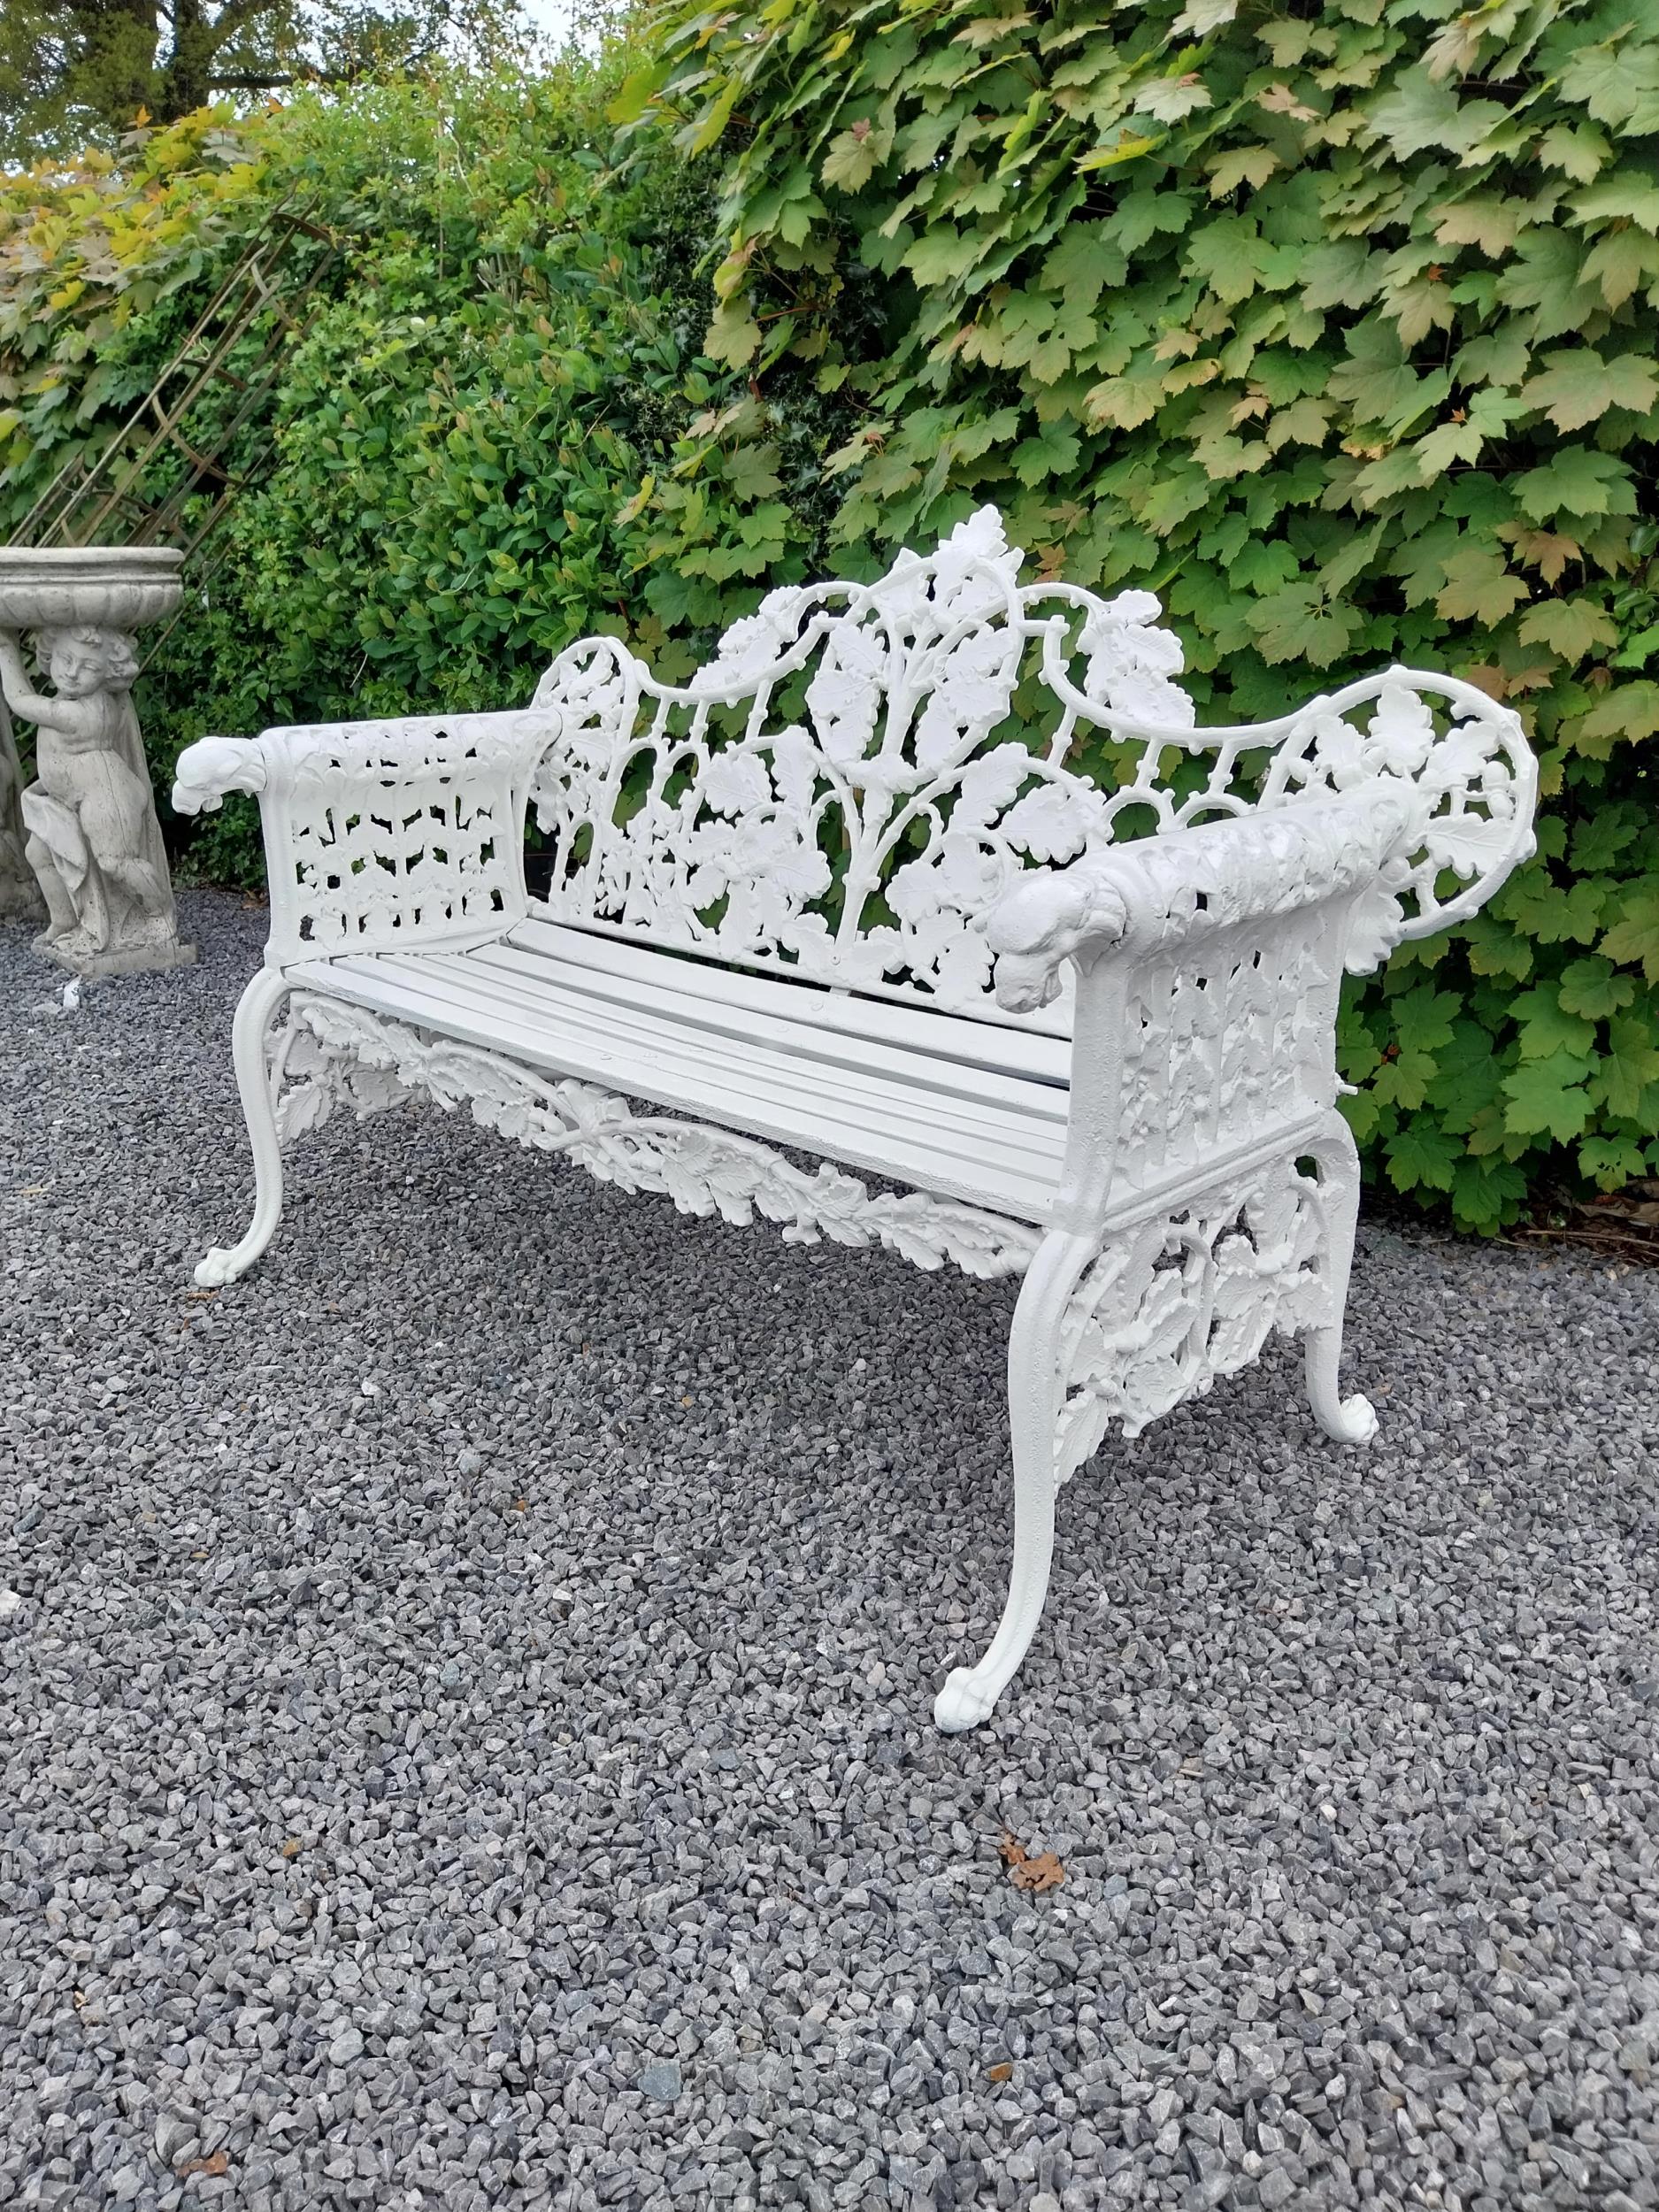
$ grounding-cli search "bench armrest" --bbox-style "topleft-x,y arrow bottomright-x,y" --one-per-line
998,786 -> 1429,1226
986,782 -> 1425,1014
173,710 -> 557,964
1260,667 -> 1535,939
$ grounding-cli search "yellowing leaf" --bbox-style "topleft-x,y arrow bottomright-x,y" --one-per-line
1133,73 -> 1214,126
1518,350 -> 1659,433
1601,889 -> 1659,981
1569,681 -> 1659,757
1413,419 -> 1486,476
822,126 -> 883,194
1433,547 -> 1529,626
1568,179 -> 1659,231
1497,526 -> 1581,586
1535,122 -> 1611,184
1424,19 -> 1485,84
1207,146 -> 1279,197
955,10 -> 1034,48
1076,131 -> 1161,172
1264,396 -> 1331,450
1581,228 -> 1659,309
1514,597 -> 1619,664
1258,82 -> 1318,123
1513,447 -> 1639,522
704,301 -> 761,369
1432,195 -> 1520,256
1084,370 -> 1164,430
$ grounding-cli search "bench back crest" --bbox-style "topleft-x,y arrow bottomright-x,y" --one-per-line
528,509 -> 1533,1037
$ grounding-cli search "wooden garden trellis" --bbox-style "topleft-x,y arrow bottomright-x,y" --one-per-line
15,202 -> 342,666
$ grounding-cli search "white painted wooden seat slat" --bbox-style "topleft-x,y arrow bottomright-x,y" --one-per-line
172,505 -> 1540,1732
365,945 -> 1066,1178
470,928 -> 1070,1119
288,947 -> 1068,1220
512,918 -> 1073,1089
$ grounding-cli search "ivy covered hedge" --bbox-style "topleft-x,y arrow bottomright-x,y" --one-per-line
4,2 -> 1659,1230
620,0 -> 1659,1229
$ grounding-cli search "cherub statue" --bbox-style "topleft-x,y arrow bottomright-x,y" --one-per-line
0,625 -> 190,973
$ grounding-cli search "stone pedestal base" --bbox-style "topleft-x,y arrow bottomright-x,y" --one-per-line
34,932 -> 197,980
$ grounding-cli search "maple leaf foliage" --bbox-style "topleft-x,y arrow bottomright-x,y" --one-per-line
631,0 -> 1659,1226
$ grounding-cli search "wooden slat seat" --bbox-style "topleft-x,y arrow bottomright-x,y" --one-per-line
290,917 -> 1071,1224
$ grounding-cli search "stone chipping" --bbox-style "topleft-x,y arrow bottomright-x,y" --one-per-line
3,891 -> 1658,2212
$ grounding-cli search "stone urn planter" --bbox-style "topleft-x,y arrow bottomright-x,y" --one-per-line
0,546 -> 196,977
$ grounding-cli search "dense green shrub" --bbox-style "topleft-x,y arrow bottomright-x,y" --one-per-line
0,61 -> 849,880
622,0 -> 1659,1228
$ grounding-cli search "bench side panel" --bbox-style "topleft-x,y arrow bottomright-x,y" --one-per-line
175,712 -> 547,964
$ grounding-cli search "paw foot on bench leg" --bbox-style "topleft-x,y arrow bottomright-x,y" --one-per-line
933,1532 -> 1054,1734
1327,1389 -> 1378,1446
195,1243 -> 263,1289
1302,1123 -> 1376,1447
934,1666 -> 1004,1733
1305,1326 -> 1378,1446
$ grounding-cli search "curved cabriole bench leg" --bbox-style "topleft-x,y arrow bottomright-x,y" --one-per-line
1303,1122 -> 1378,1447
935,1228 -> 1095,1732
196,968 -> 292,1289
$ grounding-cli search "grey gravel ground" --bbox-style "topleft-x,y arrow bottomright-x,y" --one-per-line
4,891 -> 1659,2212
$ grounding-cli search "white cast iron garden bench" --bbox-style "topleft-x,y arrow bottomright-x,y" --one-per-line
173,511 -> 1537,1730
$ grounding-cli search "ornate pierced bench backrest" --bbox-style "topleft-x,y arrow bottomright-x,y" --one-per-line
526,511 -> 1531,1048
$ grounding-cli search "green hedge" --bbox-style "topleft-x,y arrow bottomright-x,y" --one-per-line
618,0 -> 1659,1228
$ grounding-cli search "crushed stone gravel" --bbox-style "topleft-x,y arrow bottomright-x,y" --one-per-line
4,890 -> 1659,2212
